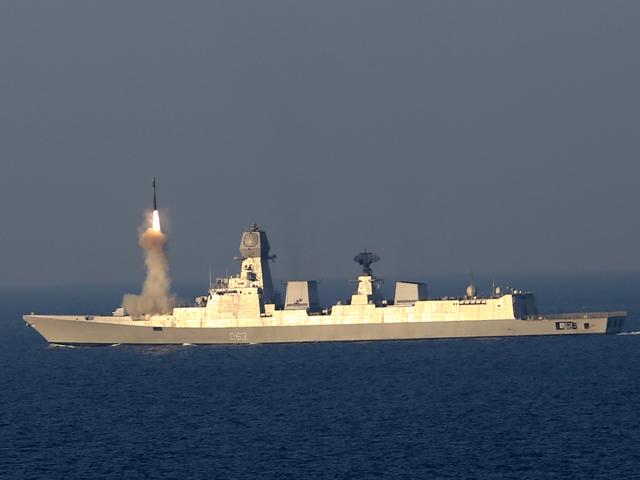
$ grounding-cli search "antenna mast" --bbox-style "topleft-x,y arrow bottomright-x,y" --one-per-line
353,249 -> 380,276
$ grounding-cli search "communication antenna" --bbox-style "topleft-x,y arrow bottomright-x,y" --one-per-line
353,249 -> 380,276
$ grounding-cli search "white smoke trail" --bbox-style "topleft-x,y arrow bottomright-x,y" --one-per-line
122,211 -> 176,315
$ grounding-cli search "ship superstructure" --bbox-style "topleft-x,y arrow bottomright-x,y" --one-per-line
24,225 -> 627,345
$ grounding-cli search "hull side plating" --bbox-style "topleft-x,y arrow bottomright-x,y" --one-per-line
24,314 -> 625,346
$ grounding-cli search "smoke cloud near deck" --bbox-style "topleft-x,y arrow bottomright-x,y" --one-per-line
122,212 -> 176,315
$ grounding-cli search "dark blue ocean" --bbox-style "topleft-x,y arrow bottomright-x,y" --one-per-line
2,277 -> 640,479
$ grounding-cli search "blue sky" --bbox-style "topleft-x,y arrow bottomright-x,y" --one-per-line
1,1 -> 638,286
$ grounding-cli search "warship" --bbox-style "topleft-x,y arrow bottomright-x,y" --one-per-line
24,225 -> 626,345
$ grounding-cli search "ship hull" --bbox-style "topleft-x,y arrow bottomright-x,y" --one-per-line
23,313 -> 626,346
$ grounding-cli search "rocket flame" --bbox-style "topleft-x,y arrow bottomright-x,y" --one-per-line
152,209 -> 161,232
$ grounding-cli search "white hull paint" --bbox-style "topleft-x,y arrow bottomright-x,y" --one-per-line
24,313 -> 626,346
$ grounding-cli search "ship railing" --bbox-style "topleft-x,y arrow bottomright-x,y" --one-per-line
525,311 -> 626,320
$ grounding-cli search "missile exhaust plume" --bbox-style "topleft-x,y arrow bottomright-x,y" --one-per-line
152,209 -> 161,232
122,178 -> 176,315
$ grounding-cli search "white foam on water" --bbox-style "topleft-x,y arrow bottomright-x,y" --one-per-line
618,331 -> 640,335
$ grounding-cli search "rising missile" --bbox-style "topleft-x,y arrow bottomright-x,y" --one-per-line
152,177 -> 157,211
151,177 -> 161,232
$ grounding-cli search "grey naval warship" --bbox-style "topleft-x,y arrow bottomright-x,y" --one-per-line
24,225 -> 627,345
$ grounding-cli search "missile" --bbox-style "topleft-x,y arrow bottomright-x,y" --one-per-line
152,177 -> 157,211
151,177 -> 161,232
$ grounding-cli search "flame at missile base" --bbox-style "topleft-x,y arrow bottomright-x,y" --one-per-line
152,209 -> 161,232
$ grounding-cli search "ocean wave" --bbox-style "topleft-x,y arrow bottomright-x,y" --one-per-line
48,343 -> 78,348
618,331 -> 640,335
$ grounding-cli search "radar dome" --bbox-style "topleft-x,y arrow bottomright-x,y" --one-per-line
466,283 -> 477,298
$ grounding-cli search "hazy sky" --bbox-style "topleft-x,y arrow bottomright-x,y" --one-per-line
1,1 -> 639,287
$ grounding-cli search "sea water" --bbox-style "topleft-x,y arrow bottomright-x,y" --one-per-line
1,281 -> 639,479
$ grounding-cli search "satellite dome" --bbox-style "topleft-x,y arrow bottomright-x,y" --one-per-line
466,283 -> 477,298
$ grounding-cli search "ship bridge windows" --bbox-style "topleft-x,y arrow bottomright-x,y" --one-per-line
459,299 -> 487,305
